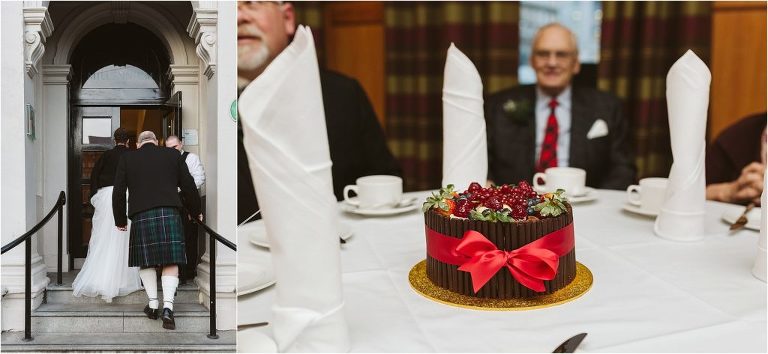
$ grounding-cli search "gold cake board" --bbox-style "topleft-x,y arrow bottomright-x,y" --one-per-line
408,260 -> 593,311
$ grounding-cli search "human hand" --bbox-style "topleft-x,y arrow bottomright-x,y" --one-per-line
729,162 -> 764,204
198,214 -> 203,222
117,225 -> 127,231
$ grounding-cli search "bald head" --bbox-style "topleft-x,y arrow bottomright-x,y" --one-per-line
165,135 -> 183,151
530,23 -> 581,96
137,131 -> 157,148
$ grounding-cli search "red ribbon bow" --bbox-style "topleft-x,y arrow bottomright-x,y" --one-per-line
426,223 -> 574,293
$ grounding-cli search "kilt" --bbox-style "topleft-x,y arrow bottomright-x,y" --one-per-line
128,207 -> 187,267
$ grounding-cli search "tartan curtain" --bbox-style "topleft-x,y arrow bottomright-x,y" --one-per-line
598,1 -> 712,179
385,2 -> 519,191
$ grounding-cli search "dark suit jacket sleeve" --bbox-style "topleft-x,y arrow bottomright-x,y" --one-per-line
112,154 -> 128,227
178,156 -> 201,217
90,153 -> 106,200
601,97 -> 636,189
354,80 -> 402,178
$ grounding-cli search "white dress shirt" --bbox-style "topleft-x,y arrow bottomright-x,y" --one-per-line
181,150 -> 205,189
535,85 -> 572,167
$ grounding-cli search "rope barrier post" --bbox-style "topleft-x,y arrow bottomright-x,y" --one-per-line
57,201 -> 63,285
23,240 -> 33,342
207,232 -> 219,339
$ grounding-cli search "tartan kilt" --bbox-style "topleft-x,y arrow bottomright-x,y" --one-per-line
128,207 -> 187,267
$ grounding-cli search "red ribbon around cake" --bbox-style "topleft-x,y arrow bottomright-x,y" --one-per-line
426,222 -> 574,293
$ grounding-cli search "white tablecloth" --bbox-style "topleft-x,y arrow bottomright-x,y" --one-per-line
239,190 -> 767,352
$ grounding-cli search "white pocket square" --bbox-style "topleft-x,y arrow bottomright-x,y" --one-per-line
586,119 -> 609,139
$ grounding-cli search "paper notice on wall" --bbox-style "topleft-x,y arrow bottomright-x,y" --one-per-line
183,129 -> 198,146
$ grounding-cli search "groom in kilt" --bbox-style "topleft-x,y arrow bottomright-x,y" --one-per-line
113,131 -> 201,330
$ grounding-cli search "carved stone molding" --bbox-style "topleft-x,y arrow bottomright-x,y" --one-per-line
42,65 -> 73,85
167,65 -> 200,89
187,9 -> 217,80
111,1 -> 130,24
23,7 -> 53,78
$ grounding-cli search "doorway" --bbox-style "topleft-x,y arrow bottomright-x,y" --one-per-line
65,21 -> 178,269
69,100 -> 181,267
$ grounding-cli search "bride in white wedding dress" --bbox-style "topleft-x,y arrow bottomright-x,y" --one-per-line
72,129 -> 142,302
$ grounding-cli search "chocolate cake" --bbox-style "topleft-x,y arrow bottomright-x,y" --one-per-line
422,182 -> 577,299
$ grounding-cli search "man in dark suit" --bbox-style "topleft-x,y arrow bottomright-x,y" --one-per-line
113,131 -> 201,330
237,1 -> 401,224
486,23 -> 635,190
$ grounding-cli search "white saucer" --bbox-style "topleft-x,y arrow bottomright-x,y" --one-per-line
237,224 -> 276,295
622,203 -> 659,217
243,220 -> 354,249
722,206 -> 762,231
534,186 -> 597,203
237,329 -> 277,353
341,197 -> 421,216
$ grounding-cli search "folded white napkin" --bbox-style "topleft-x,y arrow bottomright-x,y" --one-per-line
753,174 -> 766,282
239,25 -> 350,352
654,50 -> 711,241
441,43 -> 487,191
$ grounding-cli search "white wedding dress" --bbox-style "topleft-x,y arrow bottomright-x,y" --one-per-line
72,186 -> 142,302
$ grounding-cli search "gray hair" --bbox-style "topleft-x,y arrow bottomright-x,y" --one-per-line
137,131 -> 157,145
531,22 -> 579,55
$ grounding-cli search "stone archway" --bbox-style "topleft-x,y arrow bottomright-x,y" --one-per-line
38,1 -> 201,274
49,2 -> 195,67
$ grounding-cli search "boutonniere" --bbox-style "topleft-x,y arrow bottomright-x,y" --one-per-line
502,98 -> 532,125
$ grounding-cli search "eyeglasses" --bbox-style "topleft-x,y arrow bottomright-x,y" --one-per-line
533,50 -> 577,62
239,1 -> 283,11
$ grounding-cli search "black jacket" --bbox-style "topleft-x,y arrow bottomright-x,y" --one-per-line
238,70 -> 401,223
485,85 -> 636,190
706,112 -> 766,185
90,145 -> 128,199
113,143 -> 201,226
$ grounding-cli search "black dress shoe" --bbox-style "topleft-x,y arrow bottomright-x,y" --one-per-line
143,305 -> 159,320
161,308 -> 176,330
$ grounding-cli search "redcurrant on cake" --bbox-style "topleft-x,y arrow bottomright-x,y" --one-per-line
422,181 -> 576,299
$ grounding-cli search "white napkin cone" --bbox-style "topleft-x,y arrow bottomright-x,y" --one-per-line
753,173 -> 767,282
441,43 -> 487,191
239,25 -> 350,352
654,50 -> 711,242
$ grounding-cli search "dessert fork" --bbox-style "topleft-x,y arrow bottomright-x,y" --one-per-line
552,333 -> 587,353
730,202 -> 756,231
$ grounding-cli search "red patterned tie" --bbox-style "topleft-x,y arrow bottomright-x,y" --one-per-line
537,98 -> 559,172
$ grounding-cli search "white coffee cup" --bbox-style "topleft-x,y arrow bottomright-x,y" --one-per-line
626,177 -> 668,213
533,167 -> 587,196
343,175 -> 403,210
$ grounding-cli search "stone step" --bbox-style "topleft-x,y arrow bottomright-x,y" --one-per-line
32,303 -> 210,333
45,283 -> 200,305
0,331 -> 235,352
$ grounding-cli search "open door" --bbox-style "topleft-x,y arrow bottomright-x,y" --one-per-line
69,106 -> 121,266
163,91 -> 182,139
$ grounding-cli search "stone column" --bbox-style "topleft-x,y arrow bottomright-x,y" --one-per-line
40,65 -> 72,273
188,2 -> 237,331
1,2 -> 52,331
166,65 -> 202,188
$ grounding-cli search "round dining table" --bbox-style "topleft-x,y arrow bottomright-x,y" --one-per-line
238,189 -> 766,352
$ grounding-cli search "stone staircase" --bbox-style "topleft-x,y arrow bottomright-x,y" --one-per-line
0,272 -> 234,352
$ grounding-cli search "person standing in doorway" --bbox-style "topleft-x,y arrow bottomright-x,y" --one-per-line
113,131 -> 201,330
165,135 -> 205,283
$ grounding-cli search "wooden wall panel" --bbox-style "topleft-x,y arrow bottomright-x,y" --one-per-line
323,2 -> 387,129
710,1 -> 767,141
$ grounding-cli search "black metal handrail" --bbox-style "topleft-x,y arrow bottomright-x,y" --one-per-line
190,216 -> 236,339
1,191 -> 66,342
